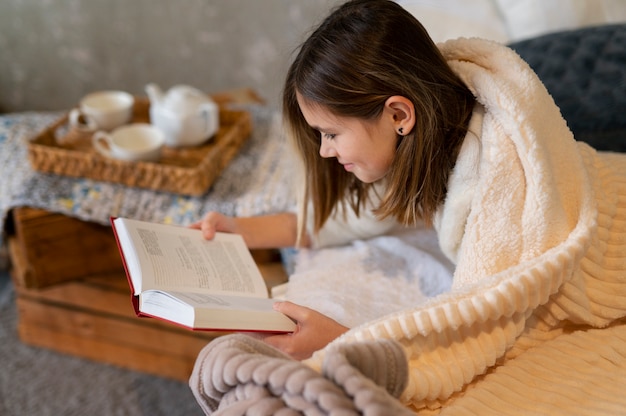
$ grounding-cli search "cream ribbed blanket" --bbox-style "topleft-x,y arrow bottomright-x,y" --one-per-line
301,38 -> 626,413
190,38 -> 626,414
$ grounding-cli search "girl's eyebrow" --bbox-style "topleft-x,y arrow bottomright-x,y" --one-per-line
311,124 -> 335,132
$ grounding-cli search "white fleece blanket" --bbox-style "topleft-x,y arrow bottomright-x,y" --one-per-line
296,37 -> 626,414
283,225 -> 454,329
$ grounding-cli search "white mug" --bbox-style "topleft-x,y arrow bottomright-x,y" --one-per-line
92,123 -> 164,162
70,90 -> 134,132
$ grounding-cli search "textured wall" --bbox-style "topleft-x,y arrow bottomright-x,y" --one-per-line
0,0 -> 341,113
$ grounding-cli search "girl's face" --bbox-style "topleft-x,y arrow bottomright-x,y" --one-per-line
297,96 -> 398,184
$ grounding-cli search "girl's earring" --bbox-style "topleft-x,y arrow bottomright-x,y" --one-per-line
398,127 -> 404,135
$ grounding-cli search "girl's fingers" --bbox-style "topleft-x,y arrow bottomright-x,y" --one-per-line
273,301 -> 313,323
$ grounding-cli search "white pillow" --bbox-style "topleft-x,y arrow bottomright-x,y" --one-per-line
397,0 -> 510,43
494,0 -> 626,41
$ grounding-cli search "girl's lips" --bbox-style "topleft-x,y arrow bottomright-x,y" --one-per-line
342,163 -> 354,172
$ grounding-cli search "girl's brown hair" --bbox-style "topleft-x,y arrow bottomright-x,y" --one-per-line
283,0 -> 475,242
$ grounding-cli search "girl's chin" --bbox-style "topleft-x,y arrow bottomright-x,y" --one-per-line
353,172 -> 385,184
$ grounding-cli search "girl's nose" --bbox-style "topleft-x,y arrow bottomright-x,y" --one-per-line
319,139 -> 336,158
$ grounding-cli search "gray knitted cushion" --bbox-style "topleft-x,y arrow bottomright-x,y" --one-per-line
509,24 -> 626,152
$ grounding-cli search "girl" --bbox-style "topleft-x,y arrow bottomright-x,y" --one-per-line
192,0 -> 626,409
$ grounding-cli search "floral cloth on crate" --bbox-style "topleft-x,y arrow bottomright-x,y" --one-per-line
0,105 -> 296,266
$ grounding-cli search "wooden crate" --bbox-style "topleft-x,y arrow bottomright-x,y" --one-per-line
7,207 -> 288,381
8,207 -> 125,289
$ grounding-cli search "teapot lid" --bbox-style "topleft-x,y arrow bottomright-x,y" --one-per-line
154,84 -> 214,115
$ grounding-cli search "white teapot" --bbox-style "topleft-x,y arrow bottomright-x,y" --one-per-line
145,83 -> 219,147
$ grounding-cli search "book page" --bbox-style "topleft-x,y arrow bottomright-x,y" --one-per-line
113,218 -> 268,298
140,290 -> 296,332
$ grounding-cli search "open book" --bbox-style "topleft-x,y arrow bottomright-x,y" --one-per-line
110,217 -> 296,333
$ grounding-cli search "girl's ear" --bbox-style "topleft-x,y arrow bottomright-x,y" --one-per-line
385,95 -> 415,135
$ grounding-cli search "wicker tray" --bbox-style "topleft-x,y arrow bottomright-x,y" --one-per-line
27,97 -> 252,196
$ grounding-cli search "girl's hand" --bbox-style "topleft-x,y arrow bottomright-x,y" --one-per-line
189,211 -> 238,240
258,301 -> 349,360
190,212 -> 302,249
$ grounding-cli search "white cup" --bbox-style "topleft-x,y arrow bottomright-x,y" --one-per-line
70,90 -> 134,132
92,123 -> 164,162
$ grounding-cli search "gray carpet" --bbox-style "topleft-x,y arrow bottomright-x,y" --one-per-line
0,270 -> 204,416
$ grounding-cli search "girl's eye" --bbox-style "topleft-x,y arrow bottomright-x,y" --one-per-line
322,132 -> 336,140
